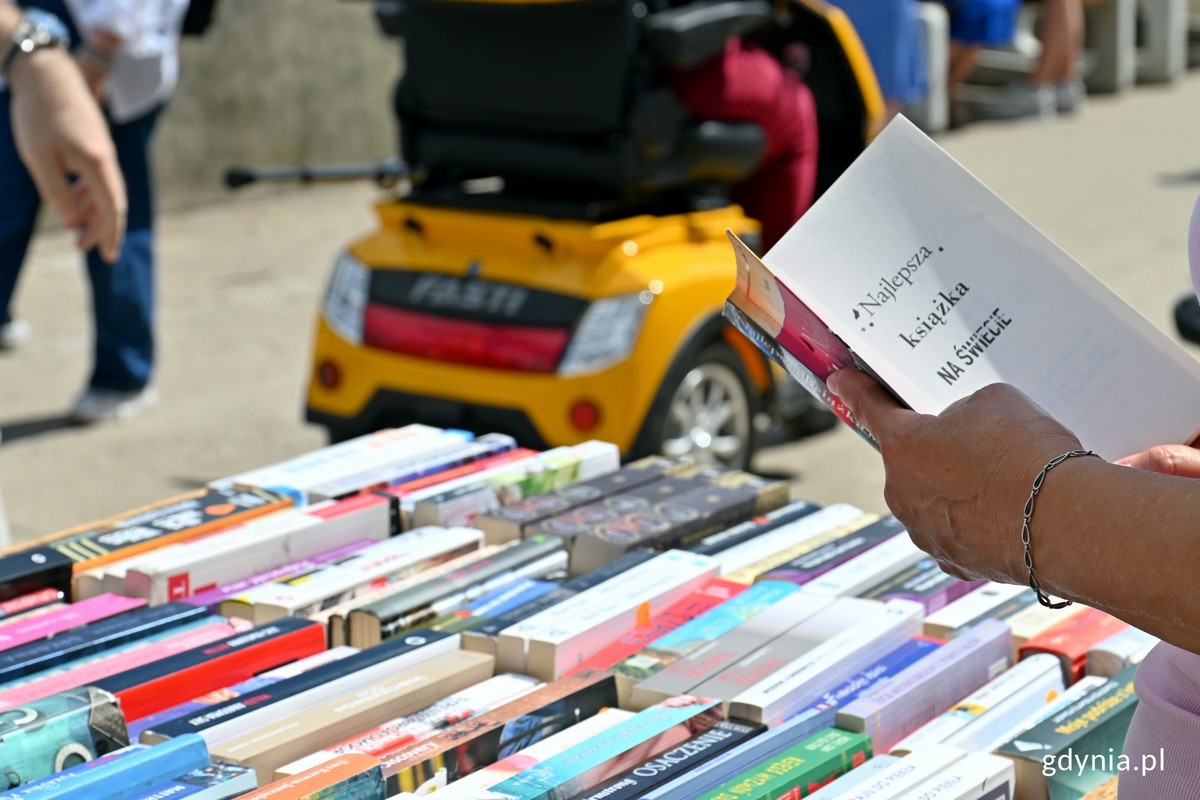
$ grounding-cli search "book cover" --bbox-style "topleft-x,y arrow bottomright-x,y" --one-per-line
994,666 -> 1139,800
797,533 -> 925,599
721,513 -> 880,586
859,557 -> 984,615
712,504 -> 867,579
724,115 -> 1200,459
382,669 -> 618,794
836,619 -> 1013,753
483,698 -> 724,800
1018,607 -> 1130,684
0,549 -> 73,606
122,763 -> 258,800
42,487 -> 291,572
682,499 -> 822,556
236,753 -> 385,800
0,687 -> 129,789
759,516 -> 906,586
210,650 -> 494,784
697,727 -> 872,800
0,594 -> 145,654
473,457 -> 688,544
564,578 -> 745,677
274,673 -> 541,779
610,580 -> 801,705
94,616 -> 327,721
349,534 -> 566,648
139,629 -> 457,744
570,718 -> 766,800
0,734 -> 210,800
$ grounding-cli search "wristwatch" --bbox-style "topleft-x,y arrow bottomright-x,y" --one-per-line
2,8 -> 71,80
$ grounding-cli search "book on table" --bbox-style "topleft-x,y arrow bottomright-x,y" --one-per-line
725,115 -> 1200,459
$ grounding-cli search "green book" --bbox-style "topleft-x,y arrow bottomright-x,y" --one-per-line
699,727 -> 871,799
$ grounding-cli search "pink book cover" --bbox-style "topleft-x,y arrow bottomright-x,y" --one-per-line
0,593 -> 146,653
0,619 -> 246,710
563,579 -> 746,677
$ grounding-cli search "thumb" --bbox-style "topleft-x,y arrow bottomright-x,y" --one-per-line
1115,445 -> 1200,478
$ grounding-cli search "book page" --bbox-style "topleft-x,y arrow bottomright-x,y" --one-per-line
760,116 -> 1200,459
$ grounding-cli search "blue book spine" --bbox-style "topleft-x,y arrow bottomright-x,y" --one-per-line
121,763 -> 258,800
466,579 -> 557,618
0,603 -> 210,684
0,734 -> 210,800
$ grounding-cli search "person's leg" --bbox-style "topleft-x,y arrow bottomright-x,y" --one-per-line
0,89 -> 43,346
667,39 -> 819,249
82,106 -> 160,395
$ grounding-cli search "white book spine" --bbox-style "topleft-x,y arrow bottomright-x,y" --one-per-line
923,582 -> 1029,636
714,503 -> 865,576
981,674 -> 1109,754
896,752 -> 1014,800
890,653 -> 1063,755
812,745 -> 965,800
800,533 -> 923,598
729,599 -> 925,725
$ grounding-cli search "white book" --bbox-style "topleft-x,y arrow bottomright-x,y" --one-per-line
890,653 -> 1063,755
713,503 -> 866,577
730,115 -> 1200,460
176,632 -> 462,747
1086,627 -> 1159,678
800,533 -> 924,598
519,550 -> 721,680
808,746 -> 965,800
727,598 -> 924,725
124,509 -> 328,604
496,550 -> 719,676
892,752 -> 1015,800
978,674 -> 1108,754
923,582 -> 1030,639
223,526 -> 483,623
212,424 -> 454,505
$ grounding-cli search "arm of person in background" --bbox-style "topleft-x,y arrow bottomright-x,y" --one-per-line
1,2 -> 126,262
825,367 -> 1200,655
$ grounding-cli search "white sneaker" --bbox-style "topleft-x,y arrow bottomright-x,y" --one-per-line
1055,80 -> 1086,114
70,385 -> 158,424
0,320 -> 30,351
974,81 -> 1056,121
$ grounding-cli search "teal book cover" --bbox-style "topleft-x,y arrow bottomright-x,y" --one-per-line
0,687 -> 129,789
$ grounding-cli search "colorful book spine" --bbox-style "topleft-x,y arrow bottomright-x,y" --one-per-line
0,548 -> 72,604
564,579 -> 746,677
182,539 -> 375,613
696,727 -> 872,800
1018,607 -> 1130,683
121,763 -> 258,800
0,686 -> 129,788
94,617 -> 327,721
0,734 -> 210,800
0,593 -> 145,653
681,500 -> 822,556
711,504 -> 867,578
0,601 -> 210,684
0,589 -> 64,621
859,557 -> 984,615
758,516 -> 905,585
237,753 -> 385,800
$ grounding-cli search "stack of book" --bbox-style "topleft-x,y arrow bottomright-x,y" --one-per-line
0,425 -> 1150,800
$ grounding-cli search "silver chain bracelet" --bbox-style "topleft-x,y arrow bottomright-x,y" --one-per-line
1022,449 -> 1101,609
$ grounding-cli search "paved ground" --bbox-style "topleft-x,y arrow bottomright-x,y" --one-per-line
2,74 -> 1199,544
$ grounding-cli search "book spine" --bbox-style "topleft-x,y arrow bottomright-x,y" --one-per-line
221,753 -> 385,800
791,636 -> 942,720
0,686 -> 130,788
183,539 -> 375,613
758,516 -> 905,585
0,600 -> 209,683
798,533 -> 924,598
95,617 -> 327,721
923,582 -> 1030,638
712,503 -> 865,577
0,588 -> 64,620
572,719 -> 766,800
141,629 -> 455,741
120,764 -> 259,800
682,500 -> 822,556
0,593 -> 145,653
697,727 -> 871,800
0,547 -> 74,603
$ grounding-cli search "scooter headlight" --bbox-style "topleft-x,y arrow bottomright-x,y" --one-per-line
558,293 -> 650,376
322,251 -> 370,344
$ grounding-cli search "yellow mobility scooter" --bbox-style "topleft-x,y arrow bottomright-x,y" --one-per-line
291,0 -> 882,469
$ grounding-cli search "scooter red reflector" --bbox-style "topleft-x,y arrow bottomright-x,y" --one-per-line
363,304 -> 570,372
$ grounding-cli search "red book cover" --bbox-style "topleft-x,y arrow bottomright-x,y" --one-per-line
1018,607 -> 1129,682
96,617 -> 326,721
563,579 -> 746,677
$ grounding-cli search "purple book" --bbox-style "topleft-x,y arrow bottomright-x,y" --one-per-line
760,516 -> 905,586
182,539 -> 374,612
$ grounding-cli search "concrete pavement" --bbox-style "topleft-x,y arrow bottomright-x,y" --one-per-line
2,73 -> 1199,543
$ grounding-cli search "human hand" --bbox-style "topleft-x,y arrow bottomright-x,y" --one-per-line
1115,444 -> 1200,478
8,47 -> 126,263
826,369 -> 1083,584
74,53 -> 109,102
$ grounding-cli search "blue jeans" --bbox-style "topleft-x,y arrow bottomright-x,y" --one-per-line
0,0 -> 157,391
